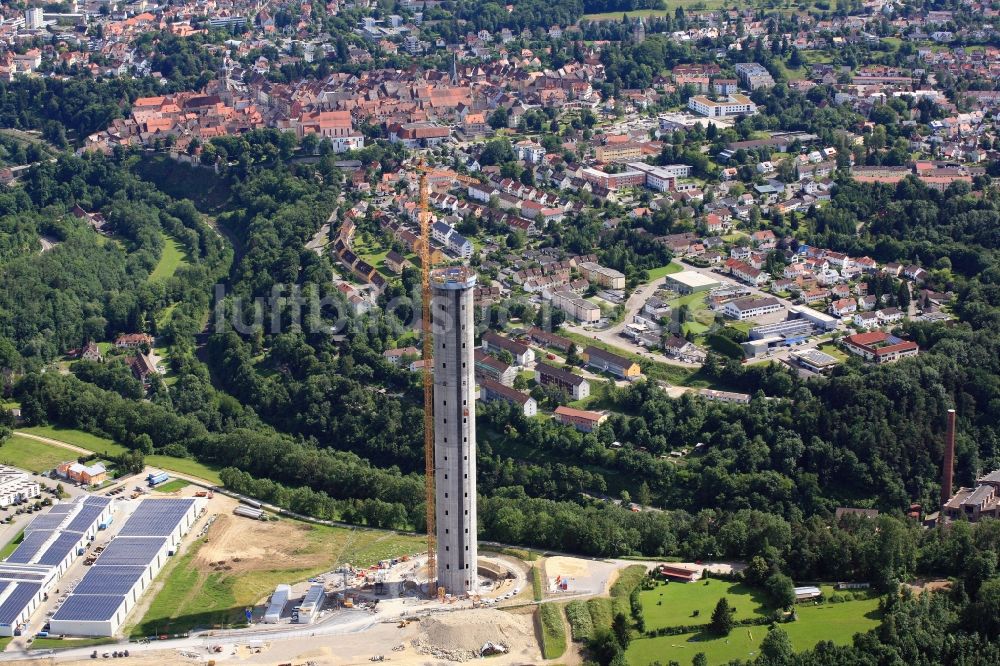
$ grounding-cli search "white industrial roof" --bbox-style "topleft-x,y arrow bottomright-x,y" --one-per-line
667,271 -> 720,288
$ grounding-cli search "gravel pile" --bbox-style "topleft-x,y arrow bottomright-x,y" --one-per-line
412,610 -> 532,662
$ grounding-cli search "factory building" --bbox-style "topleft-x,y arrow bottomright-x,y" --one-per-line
431,267 -> 478,595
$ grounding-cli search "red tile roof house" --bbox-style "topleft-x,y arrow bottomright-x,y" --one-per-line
115,333 -> 154,349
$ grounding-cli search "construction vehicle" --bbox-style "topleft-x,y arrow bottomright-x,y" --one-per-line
411,163 -> 481,595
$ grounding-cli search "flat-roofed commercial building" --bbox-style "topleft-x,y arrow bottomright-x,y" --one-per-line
723,297 -> 783,320
665,271 -> 720,294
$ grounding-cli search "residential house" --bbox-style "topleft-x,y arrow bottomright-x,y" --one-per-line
114,333 -> 154,349
383,346 -> 420,366
527,327 -> 573,352
57,461 -> 107,486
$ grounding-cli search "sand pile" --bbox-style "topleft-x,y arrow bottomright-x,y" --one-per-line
413,609 -> 533,661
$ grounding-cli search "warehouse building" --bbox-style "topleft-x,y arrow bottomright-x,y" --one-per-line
0,496 -> 113,636
49,498 -> 204,637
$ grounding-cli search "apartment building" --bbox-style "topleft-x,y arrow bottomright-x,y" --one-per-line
535,362 -> 590,400
596,142 -> 643,162
551,291 -> 600,323
735,63 -> 776,90
578,262 -> 626,290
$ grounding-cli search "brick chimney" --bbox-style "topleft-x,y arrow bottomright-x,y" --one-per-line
941,409 -> 956,507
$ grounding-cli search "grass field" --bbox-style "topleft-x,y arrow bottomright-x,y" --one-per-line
145,456 -> 223,486
133,518 -> 422,636
627,582 -> 881,665
646,262 -> 684,282
538,604 -> 567,659
0,530 -> 24,559
153,479 -> 190,493
29,637 -> 116,651
533,565 -> 544,601
19,426 -> 128,456
149,235 -> 190,282
0,434 -> 73,472
640,579 -> 769,628
16,427 -> 222,484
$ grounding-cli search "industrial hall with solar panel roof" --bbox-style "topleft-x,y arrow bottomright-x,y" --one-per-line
0,495 -> 205,638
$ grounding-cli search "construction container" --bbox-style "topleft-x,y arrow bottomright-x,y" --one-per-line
263,584 -> 291,623
147,472 -> 169,487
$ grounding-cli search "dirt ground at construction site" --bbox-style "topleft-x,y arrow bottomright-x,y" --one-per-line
8,608 -> 544,666
543,555 -> 619,596
196,513 -> 333,576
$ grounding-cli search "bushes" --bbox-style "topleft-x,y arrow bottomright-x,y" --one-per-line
565,600 -> 594,641
610,565 -> 648,598
587,597 -> 614,631
537,604 -> 567,659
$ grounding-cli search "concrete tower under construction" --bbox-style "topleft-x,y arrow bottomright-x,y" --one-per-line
431,266 -> 478,595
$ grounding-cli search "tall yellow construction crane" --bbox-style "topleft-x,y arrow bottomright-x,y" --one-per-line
413,163 -> 480,595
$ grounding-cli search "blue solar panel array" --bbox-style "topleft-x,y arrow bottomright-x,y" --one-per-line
47,504 -> 75,515
38,532 -> 81,567
47,500 -> 199,629
5,531 -> 55,565
74,566 -> 145,596
25,513 -> 68,533
117,499 -> 195,537
64,504 -> 106,534
0,581 -> 41,625
94,538 -> 167,567
52,594 -> 123,623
